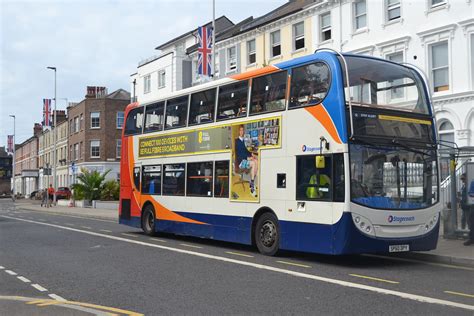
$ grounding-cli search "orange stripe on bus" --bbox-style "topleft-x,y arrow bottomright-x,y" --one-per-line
147,198 -> 208,225
231,65 -> 279,81
305,105 -> 342,144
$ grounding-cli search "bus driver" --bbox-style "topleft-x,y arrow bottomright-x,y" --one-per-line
235,125 -> 258,197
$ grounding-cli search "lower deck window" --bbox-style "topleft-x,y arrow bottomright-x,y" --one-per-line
163,164 -> 185,195
214,160 -> 230,198
142,165 -> 161,195
297,155 -> 332,200
187,162 -> 213,197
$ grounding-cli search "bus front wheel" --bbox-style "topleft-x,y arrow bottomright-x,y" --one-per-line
255,212 -> 280,256
141,204 -> 156,236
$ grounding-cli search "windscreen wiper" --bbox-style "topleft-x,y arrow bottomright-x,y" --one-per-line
391,139 -> 433,156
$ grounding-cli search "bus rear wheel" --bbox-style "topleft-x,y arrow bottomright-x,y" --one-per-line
141,204 -> 156,236
255,212 -> 280,256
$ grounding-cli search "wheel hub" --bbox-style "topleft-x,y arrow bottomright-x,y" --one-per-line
260,220 -> 276,247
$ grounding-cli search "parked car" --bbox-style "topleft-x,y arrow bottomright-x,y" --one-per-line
29,190 -> 39,199
55,187 -> 71,200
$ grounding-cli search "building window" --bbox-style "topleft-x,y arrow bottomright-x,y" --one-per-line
187,161 -> 213,197
74,116 -> 79,133
439,120 -> 454,145
354,0 -> 367,30
293,22 -> 305,51
471,33 -> 474,87
158,70 -> 166,88
144,74 -> 151,94
247,39 -> 256,65
227,46 -> 237,72
270,30 -> 281,58
431,0 -> 446,8
163,164 -> 185,196
386,0 -> 401,22
320,12 -> 331,42
91,112 -> 100,128
90,140 -> 100,158
80,141 -> 83,159
430,41 -> 449,92
116,139 -> 121,158
69,119 -> 73,135
387,51 -> 404,99
80,113 -> 83,130
74,143 -> 79,161
116,111 -> 124,129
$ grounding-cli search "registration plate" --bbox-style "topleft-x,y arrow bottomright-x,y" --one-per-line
389,244 -> 410,253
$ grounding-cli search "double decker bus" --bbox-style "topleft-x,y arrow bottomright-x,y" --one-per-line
119,50 -> 440,255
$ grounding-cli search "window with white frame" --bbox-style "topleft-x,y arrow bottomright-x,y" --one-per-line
227,46 -> 237,72
74,143 -> 79,161
387,51 -> 404,99
80,113 -> 83,130
386,0 -> 401,22
193,59 -> 200,81
90,112 -> 100,128
144,74 -> 151,94
439,120 -> 455,145
116,139 -> 122,158
430,41 -> 449,92
471,33 -> 474,86
158,70 -> 166,88
320,12 -> 331,42
353,0 -> 367,31
270,30 -> 281,57
74,116 -> 79,133
116,111 -> 124,129
90,140 -> 100,158
430,0 -> 446,8
247,39 -> 256,65
293,22 -> 305,51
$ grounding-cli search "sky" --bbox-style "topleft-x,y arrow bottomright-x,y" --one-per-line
0,0 -> 286,146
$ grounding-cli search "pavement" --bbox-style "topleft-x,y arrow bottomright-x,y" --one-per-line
11,199 -> 474,268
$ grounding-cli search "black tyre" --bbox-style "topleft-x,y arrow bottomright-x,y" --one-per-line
141,204 -> 156,236
255,212 -> 280,256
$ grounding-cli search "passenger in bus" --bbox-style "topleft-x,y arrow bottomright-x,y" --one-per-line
306,169 -> 331,199
235,125 -> 258,197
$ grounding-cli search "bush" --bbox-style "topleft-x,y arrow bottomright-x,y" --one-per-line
101,180 -> 120,201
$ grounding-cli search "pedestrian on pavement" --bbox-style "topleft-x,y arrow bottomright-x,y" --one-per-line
47,184 -> 55,207
460,174 -> 471,230
40,189 -> 47,207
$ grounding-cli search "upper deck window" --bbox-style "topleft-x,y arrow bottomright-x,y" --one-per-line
144,102 -> 165,133
124,107 -> 144,136
217,81 -> 248,120
165,96 -> 188,129
341,56 -> 429,115
189,88 -> 216,125
289,62 -> 330,108
250,71 -> 287,115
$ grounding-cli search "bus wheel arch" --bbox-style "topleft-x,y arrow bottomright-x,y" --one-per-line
141,201 -> 156,236
252,207 -> 280,256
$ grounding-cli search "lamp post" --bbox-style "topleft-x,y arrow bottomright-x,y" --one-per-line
47,66 -> 57,204
9,115 -> 15,202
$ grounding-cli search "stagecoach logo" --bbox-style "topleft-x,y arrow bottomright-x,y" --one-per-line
388,215 -> 415,223
302,145 -> 320,152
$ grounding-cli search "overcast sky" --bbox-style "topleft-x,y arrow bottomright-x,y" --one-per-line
0,0 -> 286,146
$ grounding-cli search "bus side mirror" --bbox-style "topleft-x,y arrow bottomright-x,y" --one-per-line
315,155 -> 325,169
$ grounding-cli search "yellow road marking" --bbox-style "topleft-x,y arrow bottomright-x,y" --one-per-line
444,291 -> 474,298
37,301 -> 61,307
25,299 -> 143,315
27,299 -> 46,305
100,229 -> 112,233
276,260 -> 311,268
363,254 -> 474,271
180,243 -> 203,249
121,233 -> 138,238
226,251 -> 254,258
349,274 -> 399,284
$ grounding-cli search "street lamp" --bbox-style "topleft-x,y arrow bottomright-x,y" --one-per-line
9,115 -> 15,202
47,66 -> 57,204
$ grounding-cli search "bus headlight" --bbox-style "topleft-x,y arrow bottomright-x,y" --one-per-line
352,213 -> 375,236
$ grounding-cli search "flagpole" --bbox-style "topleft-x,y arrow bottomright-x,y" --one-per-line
212,0 -> 216,78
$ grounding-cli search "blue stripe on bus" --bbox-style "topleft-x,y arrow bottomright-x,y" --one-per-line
119,211 -> 438,255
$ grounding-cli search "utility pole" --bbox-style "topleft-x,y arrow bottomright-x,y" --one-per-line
9,115 -> 15,202
47,66 -> 57,205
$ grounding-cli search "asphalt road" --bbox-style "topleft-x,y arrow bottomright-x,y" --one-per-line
0,199 -> 473,315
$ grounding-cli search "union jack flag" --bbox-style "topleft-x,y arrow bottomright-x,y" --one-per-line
197,25 -> 213,76
43,98 -> 52,127
7,135 -> 13,153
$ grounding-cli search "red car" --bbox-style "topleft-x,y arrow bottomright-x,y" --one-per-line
55,187 -> 71,200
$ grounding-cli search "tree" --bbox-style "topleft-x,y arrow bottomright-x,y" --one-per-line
72,168 -> 110,202
101,179 -> 120,201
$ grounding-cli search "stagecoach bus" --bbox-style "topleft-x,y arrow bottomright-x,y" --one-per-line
119,50 -> 440,255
